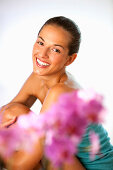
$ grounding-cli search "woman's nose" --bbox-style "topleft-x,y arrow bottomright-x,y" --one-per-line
39,47 -> 49,58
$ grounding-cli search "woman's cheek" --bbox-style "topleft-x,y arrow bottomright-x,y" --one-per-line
51,55 -> 64,64
32,46 -> 40,58
32,46 -> 36,57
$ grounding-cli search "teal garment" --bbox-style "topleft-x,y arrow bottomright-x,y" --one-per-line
77,124 -> 113,170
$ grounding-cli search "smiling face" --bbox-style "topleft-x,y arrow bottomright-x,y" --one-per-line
32,24 -> 72,77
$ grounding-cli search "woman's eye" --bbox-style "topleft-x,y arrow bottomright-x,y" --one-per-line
37,41 -> 44,46
53,48 -> 61,53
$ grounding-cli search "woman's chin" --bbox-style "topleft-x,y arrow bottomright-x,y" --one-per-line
33,69 -> 48,76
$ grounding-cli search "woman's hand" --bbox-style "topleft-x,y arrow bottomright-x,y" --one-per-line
0,116 -> 17,128
0,103 -> 30,128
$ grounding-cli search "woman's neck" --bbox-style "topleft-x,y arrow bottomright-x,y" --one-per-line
36,69 -> 67,89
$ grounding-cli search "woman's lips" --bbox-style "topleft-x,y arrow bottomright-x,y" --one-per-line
36,58 -> 50,68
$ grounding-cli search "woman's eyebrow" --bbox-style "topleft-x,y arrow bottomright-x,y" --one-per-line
54,44 -> 64,49
37,36 -> 65,49
38,36 -> 45,41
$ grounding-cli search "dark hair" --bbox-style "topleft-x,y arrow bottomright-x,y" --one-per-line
38,16 -> 81,55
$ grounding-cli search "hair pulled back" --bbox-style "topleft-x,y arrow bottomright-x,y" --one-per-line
38,16 -> 81,55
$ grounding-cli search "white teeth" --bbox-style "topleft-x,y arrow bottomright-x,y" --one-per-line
37,58 -> 49,66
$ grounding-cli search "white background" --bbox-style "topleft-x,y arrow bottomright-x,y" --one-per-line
0,0 -> 113,143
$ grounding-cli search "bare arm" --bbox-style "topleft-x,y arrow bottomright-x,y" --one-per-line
0,72 -> 37,127
41,85 -> 86,170
4,84 -> 85,170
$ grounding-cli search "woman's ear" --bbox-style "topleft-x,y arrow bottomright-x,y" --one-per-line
65,53 -> 77,66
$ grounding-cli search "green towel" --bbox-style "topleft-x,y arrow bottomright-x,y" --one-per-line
77,123 -> 113,170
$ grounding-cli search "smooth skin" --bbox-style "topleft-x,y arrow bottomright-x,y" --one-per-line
0,25 -> 85,170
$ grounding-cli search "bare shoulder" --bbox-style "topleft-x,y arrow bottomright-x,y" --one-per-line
40,83 -> 75,113
40,72 -> 81,113
16,72 -> 42,96
50,83 -> 75,95
12,72 -> 36,97
10,72 -> 39,107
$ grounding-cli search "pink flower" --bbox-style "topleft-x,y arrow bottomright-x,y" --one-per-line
44,94 -> 88,137
0,125 -> 38,158
89,131 -> 100,160
84,99 -> 105,123
0,128 -> 15,157
17,111 -> 46,137
0,89 -> 106,166
58,91 -> 85,116
43,89 -> 105,165
17,111 -> 39,129
45,136 -> 75,167
78,89 -> 106,123
59,89 -> 106,124
0,127 -> 23,157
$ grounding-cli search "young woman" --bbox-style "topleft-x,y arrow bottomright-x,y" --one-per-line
0,16 -> 113,170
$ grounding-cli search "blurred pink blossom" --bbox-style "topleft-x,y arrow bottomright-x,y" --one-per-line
77,89 -> 106,123
0,89 -> 106,166
45,136 -> 75,167
0,126 -> 36,158
41,89 -> 106,166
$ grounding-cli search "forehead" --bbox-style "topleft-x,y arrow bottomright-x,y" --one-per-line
38,24 -> 71,48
